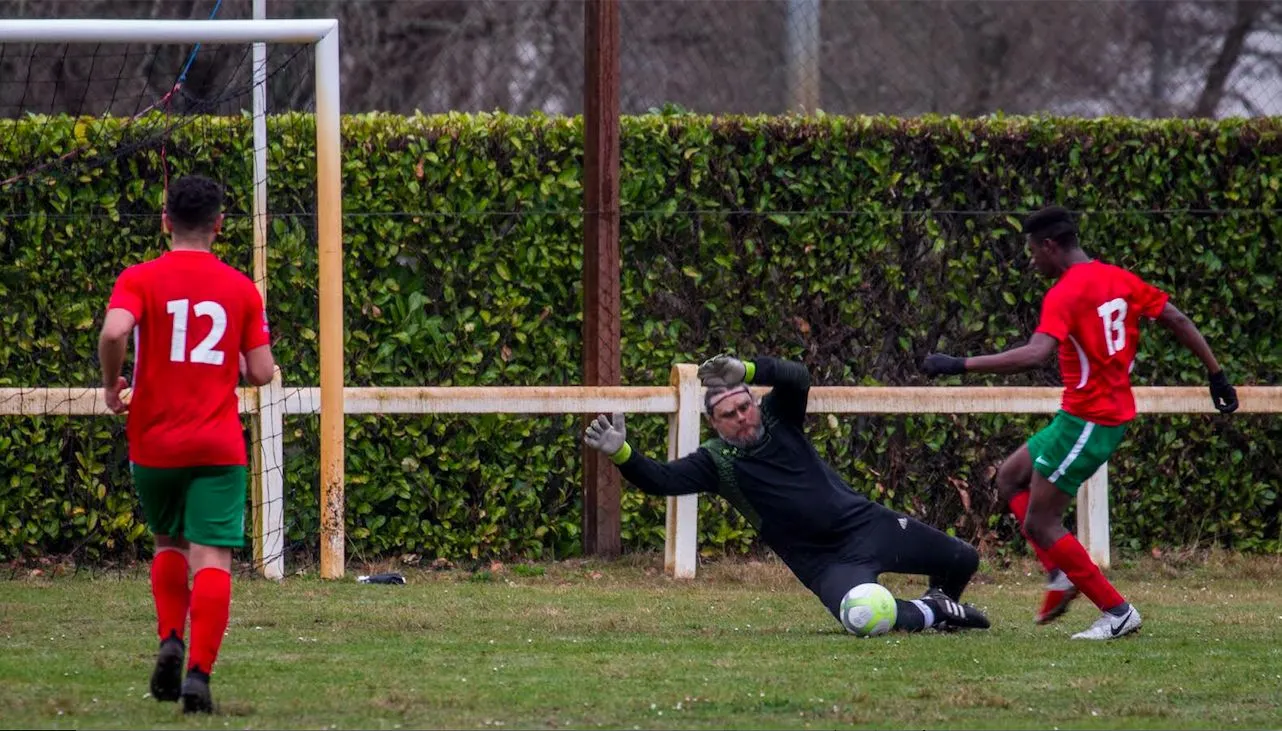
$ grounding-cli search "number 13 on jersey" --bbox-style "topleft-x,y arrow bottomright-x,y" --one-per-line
1096,297 -> 1127,357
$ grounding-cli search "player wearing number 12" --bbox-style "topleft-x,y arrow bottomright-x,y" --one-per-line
921,206 -> 1238,640
98,175 -> 276,713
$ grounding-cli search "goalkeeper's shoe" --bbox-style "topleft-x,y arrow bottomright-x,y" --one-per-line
1071,605 -> 1142,641
149,635 -> 184,703
1035,569 -> 1080,625
181,669 -> 214,715
922,588 -> 991,630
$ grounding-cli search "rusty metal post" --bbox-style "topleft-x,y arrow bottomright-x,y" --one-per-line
582,0 -> 622,557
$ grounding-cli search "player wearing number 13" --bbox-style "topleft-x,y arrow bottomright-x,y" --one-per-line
97,175 -> 276,713
920,206 -> 1239,640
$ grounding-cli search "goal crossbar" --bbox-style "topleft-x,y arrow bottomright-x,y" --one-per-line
0,19 -> 337,45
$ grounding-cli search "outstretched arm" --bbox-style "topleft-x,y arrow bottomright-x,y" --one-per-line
750,357 -> 811,427
1154,302 -> 1238,413
962,333 -> 1058,375
924,283 -> 1068,378
618,449 -> 719,497
1154,302 -> 1220,374
583,413 -> 718,496
921,333 -> 1058,377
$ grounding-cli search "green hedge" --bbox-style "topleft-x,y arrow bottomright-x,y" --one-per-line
1,112 -> 1278,563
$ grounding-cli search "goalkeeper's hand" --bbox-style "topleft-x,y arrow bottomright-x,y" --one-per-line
1209,370 -> 1239,414
697,354 -> 747,388
584,413 -> 628,458
921,353 -> 967,377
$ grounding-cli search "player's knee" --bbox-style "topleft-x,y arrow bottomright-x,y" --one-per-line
957,541 -> 980,576
1023,509 -> 1059,548
155,534 -> 189,551
995,463 -> 1024,504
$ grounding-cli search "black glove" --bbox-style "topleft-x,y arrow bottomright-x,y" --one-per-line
697,354 -> 747,389
921,353 -> 967,377
1209,370 -> 1239,414
357,572 -> 406,585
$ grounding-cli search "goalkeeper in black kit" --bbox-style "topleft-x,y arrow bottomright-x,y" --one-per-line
583,355 -> 990,635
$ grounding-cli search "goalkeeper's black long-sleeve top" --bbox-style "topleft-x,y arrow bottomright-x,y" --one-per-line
614,357 -> 883,579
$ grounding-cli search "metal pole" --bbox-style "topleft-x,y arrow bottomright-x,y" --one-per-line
785,0 -> 821,112
582,0 -> 622,558
252,1 -> 269,303
247,0 -> 284,581
314,26 -> 346,579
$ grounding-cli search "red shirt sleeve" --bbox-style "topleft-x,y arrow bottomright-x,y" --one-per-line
1129,272 -> 1170,319
107,266 -> 144,319
1033,283 -> 1071,342
241,280 -> 271,352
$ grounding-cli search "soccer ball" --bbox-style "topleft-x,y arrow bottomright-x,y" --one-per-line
839,582 -> 897,637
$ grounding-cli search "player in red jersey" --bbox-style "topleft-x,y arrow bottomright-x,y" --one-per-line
920,206 -> 1238,640
98,175 -> 276,712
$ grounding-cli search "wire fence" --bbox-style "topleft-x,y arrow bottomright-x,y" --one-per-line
5,0 -> 1282,119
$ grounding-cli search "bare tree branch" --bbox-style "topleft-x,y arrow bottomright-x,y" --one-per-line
3,0 -> 1282,119
1193,0 -> 1265,117
1224,87 -> 1265,116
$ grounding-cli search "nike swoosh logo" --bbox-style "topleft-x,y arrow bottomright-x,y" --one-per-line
1110,609 -> 1134,636
1035,457 -> 1050,466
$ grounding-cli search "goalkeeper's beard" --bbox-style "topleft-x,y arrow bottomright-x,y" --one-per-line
722,422 -> 765,449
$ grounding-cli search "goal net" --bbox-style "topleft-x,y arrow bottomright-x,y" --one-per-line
0,18 -> 344,580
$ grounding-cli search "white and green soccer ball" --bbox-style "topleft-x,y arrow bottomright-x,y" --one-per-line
839,582 -> 897,637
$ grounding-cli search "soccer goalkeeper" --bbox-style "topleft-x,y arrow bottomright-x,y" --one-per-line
583,355 -> 990,635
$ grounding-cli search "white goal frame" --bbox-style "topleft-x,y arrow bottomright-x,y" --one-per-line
0,19 -> 346,580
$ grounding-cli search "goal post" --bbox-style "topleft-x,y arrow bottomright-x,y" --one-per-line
0,18 -> 347,580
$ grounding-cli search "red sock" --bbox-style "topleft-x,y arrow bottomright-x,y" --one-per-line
150,550 -> 190,643
1045,534 -> 1125,612
1009,491 -> 1057,573
188,567 -> 232,674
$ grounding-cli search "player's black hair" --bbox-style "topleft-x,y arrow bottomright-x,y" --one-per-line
1022,205 -> 1079,249
165,175 -> 224,232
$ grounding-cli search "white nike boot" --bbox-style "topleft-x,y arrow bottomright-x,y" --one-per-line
1071,604 -> 1142,640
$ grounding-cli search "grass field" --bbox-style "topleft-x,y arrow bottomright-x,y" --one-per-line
3,553 -> 1281,730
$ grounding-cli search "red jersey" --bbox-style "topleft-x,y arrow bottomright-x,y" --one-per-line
1034,260 -> 1169,426
107,250 -> 270,468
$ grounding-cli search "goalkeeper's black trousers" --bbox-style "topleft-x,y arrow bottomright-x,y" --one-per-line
793,507 -> 980,625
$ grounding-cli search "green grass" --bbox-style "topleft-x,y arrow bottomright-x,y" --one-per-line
2,553 -> 1281,729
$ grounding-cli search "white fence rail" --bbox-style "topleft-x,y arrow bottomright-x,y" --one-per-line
4,374 -> 1278,579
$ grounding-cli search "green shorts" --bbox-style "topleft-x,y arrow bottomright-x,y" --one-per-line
1026,411 -> 1127,496
132,464 -> 247,547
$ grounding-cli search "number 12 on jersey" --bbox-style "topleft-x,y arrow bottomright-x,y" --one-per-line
1097,297 -> 1127,356
166,298 -> 228,365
